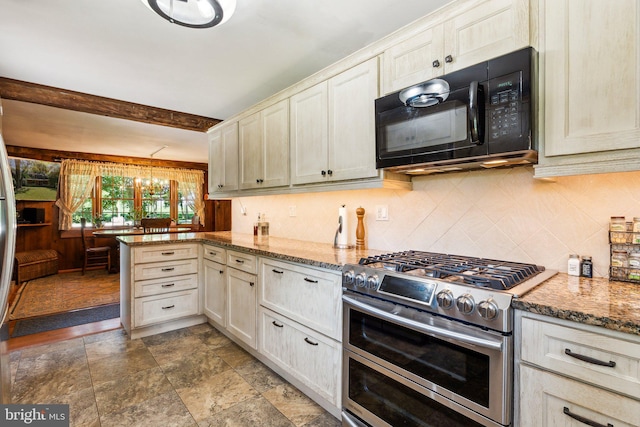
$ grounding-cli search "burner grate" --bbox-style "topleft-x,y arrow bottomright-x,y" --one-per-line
359,250 -> 545,290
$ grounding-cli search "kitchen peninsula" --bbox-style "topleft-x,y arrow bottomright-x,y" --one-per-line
117,231 -> 640,420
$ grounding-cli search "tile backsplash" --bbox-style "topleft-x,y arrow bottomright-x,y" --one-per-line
232,167 -> 640,277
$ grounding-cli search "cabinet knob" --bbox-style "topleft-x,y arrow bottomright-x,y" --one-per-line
445,55 -> 453,63
321,170 -> 327,176
218,184 -> 223,188
432,59 -> 441,68
327,169 -> 333,176
249,281 -> 255,287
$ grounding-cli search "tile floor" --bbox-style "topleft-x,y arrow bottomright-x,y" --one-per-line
9,323 -> 341,427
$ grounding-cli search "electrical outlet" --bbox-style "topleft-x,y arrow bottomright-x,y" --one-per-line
240,206 -> 247,216
376,205 -> 389,221
288,205 -> 297,217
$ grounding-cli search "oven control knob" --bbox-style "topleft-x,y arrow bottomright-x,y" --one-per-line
366,275 -> 379,289
436,290 -> 454,309
478,299 -> 499,320
456,294 -> 475,315
355,272 -> 367,288
343,270 -> 355,285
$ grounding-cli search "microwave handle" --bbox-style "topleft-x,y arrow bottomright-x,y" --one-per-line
469,81 -> 482,144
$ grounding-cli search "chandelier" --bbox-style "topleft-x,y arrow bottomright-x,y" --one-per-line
140,0 -> 237,28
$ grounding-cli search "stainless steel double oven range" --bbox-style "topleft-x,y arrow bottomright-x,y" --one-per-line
341,251 -> 555,427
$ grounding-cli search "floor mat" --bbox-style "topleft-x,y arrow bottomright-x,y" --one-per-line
11,304 -> 120,337
9,270 -> 119,320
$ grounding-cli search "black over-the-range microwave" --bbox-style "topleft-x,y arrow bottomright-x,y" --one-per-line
375,47 -> 536,175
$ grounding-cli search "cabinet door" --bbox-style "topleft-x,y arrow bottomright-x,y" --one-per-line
381,23 -> 445,95
203,259 -> 226,327
443,0 -> 529,73
519,365 -> 640,427
238,112 -> 263,189
328,58 -> 379,182
209,122 -> 239,193
226,267 -> 257,349
261,99 -> 290,188
542,0 -> 640,157
290,82 -> 329,185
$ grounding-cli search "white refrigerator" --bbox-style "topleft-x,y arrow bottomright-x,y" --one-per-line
0,99 -> 17,403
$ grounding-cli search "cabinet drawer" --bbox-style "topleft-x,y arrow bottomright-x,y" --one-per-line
227,250 -> 257,275
203,244 -> 226,264
521,316 -> 640,399
134,289 -> 199,327
134,244 -> 198,264
260,308 -> 341,406
134,258 -> 198,281
520,365 -> 640,427
260,258 -> 341,340
134,274 -> 198,298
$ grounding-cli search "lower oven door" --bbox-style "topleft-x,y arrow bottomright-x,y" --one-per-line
342,293 -> 512,426
343,351 -> 501,427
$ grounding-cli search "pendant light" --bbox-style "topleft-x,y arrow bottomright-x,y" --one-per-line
140,0 -> 236,28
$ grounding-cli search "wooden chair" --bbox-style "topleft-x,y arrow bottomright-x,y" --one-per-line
141,217 -> 172,233
80,218 -> 111,275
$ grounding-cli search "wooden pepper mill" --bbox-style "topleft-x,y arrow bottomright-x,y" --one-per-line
356,207 -> 365,250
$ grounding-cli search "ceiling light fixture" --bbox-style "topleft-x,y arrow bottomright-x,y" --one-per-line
140,0 -> 236,28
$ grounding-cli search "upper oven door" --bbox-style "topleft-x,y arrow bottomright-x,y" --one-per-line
375,63 -> 488,169
342,292 -> 512,425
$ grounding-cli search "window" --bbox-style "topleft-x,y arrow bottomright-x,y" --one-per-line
56,160 -> 204,230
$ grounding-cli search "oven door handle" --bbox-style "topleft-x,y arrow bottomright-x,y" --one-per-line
343,295 -> 503,351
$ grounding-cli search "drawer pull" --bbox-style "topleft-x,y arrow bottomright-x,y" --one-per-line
161,267 -> 175,272
161,251 -> 175,256
161,283 -> 175,288
208,251 -> 217,256
563,407 -> 613,427
304,337 -> 319,346
564,349 -> 616,367
303,277 -> 318,283
272,269 -> 284,274
162,305 -> 175,310
235,259 -> 245,264
272,321 -> 284,328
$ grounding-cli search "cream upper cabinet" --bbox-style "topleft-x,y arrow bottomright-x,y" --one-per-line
535,0 -> 640,177
239,99 -> 289,190
291,58 -> 378,185
208,121 -> 238,194
328,58 -> 379,182
381,0 -> 530,95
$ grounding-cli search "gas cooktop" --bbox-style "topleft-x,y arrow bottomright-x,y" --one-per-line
359,250 -> 546,291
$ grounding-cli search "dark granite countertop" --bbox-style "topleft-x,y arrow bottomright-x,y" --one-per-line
513,273 -> 640,336
118,231 -> 386,271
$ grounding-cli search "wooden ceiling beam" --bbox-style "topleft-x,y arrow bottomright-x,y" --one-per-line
0,77 -> 221,132
6,145 -> 208,171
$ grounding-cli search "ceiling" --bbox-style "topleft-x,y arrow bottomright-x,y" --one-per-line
0,0 -> 454,163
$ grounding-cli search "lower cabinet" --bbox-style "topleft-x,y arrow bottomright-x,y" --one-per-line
520,365 -> 640,427
227,264 -> 257,349
260,307 -> 341,407
516,311 -> 640,427
203,258 -> 226,327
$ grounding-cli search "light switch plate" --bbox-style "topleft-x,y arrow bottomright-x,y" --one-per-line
375,205 -> 389,221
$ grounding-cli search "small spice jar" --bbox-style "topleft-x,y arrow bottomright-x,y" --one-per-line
611,249 -> 629,280
580,256 -> 593,278
628,252 -> 640,280
633,217 -> 640,244
567,254 -> 580,276
610,216 -> 627,244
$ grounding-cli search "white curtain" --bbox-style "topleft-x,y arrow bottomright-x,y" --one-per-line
55,160 -> 98,230
56,159 -> 205,230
